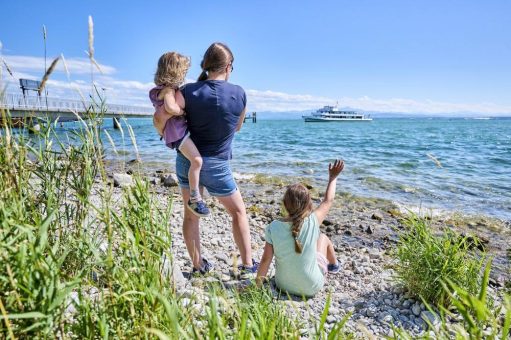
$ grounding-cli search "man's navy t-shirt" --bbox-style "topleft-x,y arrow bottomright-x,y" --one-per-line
181,80 -> 246,160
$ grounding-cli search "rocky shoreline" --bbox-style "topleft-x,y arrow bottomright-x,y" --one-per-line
109,166 -> 511,338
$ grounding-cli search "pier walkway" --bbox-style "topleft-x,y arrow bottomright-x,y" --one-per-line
1,92 -> 153,120
1,92 -> 256,129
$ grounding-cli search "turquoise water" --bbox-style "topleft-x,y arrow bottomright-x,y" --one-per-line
41,117 -> 511,221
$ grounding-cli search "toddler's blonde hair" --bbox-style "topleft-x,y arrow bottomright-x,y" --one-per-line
154,52 -> 190,89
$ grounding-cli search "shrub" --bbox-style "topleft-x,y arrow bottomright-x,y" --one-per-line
391,262 -> 511,339
393,214 -> 485,307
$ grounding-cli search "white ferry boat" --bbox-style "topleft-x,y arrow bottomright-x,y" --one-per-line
302,105 -> 372,122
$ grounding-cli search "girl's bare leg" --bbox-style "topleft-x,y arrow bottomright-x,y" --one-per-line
179,137 -> 203,203
316,233 -> 337,264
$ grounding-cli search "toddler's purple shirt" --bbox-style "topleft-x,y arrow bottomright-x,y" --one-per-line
149,86 -> 187,148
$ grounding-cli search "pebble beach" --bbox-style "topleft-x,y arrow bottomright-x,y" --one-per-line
108,165 -> 511,338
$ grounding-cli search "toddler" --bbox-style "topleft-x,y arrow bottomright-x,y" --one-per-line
256,160 -> 344,297
149,52 -> 209,217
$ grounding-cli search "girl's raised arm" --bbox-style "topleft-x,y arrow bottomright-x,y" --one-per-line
313,160 -> 344,225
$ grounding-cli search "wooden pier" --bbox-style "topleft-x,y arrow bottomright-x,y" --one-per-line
1,92 -> 153,130
244,112 -> 257,123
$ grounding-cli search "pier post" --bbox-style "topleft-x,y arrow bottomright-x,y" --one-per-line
113,117 -> 121,129
27,117 -> 41,134
252,112 -> 257,123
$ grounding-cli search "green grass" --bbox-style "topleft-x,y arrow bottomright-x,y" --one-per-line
2,19 -> 510,338
2,98 -> 510,340
390,261 -> 511,340
0,100 -> 352,338
393,214 -> 486,307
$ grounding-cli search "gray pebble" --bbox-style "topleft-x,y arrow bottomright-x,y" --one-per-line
402,299 -> 411,308
366,305 -> 378,317
412,303 -> 421,316
326,315 -> 337,324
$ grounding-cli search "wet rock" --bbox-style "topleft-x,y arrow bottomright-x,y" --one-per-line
163,173 -> 179,187
365,225 -> 374,234
113,173 -> 133,188
371,213 -> 383,222
461,233 -> 489,251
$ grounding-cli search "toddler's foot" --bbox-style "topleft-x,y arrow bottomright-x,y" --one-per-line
187,199 -> 210,217
327,261 -> 341,274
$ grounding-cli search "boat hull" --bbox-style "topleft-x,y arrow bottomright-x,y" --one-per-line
303,116 -> 372,122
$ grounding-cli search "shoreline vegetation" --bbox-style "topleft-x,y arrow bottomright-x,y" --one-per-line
1,110 -> 510,338
1,18 -> 510,338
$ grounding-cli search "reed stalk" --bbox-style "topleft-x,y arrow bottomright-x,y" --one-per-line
38,56 -> 60,96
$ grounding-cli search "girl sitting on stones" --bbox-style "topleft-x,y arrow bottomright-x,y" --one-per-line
256,160 -> 344,297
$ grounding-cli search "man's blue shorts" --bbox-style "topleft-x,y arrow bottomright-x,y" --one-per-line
175,152 -> 238,197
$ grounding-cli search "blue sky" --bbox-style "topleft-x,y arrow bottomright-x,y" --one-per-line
1,0 -> 510,114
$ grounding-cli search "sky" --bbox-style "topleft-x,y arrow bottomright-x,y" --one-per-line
1,0 -> 510,115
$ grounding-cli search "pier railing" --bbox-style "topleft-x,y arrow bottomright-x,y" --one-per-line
1,92 -> 153,116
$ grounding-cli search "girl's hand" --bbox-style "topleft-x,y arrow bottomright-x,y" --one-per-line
160,87 -> 175,97
328,159 -> 344,180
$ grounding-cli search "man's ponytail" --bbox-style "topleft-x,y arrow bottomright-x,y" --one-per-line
198,70 -> 208,81
196,42 -> 233,82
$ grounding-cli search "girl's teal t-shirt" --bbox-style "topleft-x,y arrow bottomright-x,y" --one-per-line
265,213 -> 324,297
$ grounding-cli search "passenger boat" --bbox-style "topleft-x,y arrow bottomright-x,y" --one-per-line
302,105 -> 372,122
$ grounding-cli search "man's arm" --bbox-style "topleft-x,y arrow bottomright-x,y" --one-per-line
236,107 -> 247,132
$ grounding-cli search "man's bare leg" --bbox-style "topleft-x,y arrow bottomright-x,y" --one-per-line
217,190 -> 253,267
181,187 -> 202,269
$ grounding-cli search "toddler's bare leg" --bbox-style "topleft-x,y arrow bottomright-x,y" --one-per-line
179,137 -> 203,202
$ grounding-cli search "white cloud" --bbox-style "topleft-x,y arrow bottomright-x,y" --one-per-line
2,55 -> 116,76
246,90 -> 511,115
337,95 -> 511,115
2,53 -> 510,115
246,89 -> 332,112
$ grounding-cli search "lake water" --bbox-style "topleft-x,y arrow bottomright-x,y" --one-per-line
43,117 -> 511,221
